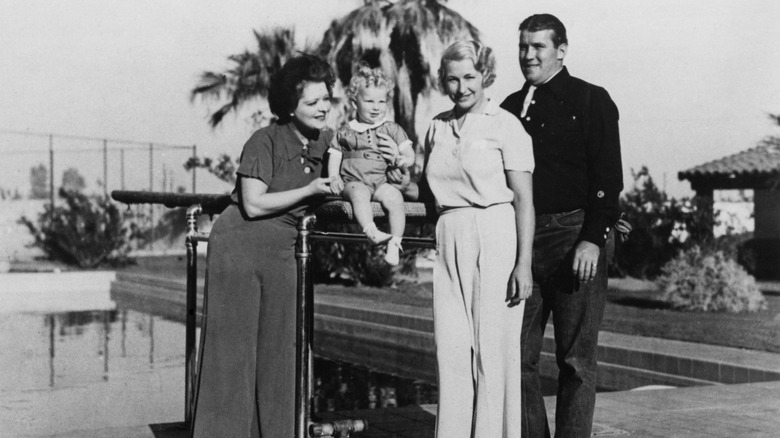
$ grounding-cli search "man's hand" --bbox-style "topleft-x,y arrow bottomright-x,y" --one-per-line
572,240 -> 600,283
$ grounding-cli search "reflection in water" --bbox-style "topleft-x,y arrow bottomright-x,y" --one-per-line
7,306 -> 564,414
121,310 -> 127,358
11,309 -> 182,391
312,357 -> 438,412
102,311 -> 110,381
7,308 -> 441,412
48,314 -> 55,388
149,314 -> 155,367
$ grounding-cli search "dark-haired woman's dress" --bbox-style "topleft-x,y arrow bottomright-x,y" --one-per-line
191,122 -> 331,438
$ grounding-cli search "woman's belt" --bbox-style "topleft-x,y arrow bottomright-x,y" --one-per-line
342,150 -> 385,161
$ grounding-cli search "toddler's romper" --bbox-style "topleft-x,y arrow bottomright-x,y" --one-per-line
330,119 -> 412,194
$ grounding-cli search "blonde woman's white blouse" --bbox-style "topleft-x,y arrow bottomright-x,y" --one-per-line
423,100 -> 535,211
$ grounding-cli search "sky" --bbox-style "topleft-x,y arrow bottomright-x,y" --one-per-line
2,0 -> 779,198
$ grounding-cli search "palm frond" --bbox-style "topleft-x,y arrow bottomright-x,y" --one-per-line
191,26 -> 298,128
318,0 -> 480,142
190,72 -> 229,101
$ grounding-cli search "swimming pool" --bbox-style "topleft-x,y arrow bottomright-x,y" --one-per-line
0,302 -> 440,434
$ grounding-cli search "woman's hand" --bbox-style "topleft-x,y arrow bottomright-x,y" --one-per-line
376,133 -> 400,163
307,177 -> 335,196
329,176 -> 345,195
242,176 -> 332,219
506,263 -> 532,307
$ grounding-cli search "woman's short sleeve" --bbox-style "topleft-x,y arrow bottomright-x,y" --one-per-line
329,131 -> 344,152
236,129 -> 274,184
499,112 -> 535,173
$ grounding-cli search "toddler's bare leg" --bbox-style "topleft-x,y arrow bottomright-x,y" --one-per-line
343,182 -> 391,245
373,183 -> 405,237
373,183 -> 405,265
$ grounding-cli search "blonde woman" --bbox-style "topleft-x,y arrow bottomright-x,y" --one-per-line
396,40 -> 535,437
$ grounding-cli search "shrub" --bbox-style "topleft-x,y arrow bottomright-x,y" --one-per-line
613,166 -> 717,279
19,189 -> 133,269
657,245 -> 767,313
311,221 -> 432,287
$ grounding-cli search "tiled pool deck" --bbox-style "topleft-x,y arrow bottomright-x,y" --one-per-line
4,381 -> 779,437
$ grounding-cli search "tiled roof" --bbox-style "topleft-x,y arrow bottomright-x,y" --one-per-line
679,137 -> 780,180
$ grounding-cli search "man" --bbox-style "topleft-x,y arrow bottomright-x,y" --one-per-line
500,13 -> 623,438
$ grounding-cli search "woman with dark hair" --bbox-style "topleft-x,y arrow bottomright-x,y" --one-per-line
191,54 -> 336,437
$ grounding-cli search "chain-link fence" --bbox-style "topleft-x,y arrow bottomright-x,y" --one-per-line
1,129 -> 197,198
1,129 -> 200,255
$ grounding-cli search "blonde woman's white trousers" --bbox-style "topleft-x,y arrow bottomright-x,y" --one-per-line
433,202 -> 524,438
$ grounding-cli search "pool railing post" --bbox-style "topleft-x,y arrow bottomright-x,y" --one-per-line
184,204 -> 202,426
295,213 -> 317,438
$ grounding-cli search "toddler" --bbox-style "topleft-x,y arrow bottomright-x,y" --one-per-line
328,65 -> 414,265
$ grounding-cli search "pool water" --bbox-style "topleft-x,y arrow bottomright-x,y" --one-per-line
0,309 -> 185,392
0,308 -> 439,413
0,305 -> 562,436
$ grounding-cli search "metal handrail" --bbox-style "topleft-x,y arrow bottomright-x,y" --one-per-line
111,190 -> 437,436
111,190 -> 231,215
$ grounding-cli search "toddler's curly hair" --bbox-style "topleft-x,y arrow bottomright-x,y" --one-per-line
346,64 -> 394,101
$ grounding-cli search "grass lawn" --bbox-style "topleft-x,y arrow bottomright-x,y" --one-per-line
602,287 -> 780,354
95,255 -> 780,354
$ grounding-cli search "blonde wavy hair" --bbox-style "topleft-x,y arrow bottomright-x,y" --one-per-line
438,40 -> 496,90
346,63 -> 394,102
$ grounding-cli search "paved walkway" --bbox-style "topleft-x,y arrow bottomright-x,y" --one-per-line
4,381 -> 779,437
327,381 -> 780,437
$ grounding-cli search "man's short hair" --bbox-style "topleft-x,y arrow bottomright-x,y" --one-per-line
519,14 -> 568,47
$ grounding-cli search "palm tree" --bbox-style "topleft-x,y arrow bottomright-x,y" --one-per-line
190,27 -> 298,128
318,0 -> 480,145
191,1 -> 479,143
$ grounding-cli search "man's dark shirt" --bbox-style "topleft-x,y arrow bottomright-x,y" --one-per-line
501,67 -> 623,247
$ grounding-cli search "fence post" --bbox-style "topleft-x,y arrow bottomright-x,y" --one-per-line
48,134 -> 54,219
149,143 -> 155,251
103,139 -> 108,196
121,148 -> 126,190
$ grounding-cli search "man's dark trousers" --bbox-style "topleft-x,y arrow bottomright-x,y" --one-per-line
522,209 -> 609,438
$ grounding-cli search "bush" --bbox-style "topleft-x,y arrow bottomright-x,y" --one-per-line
612,166 -> 717,279
19,189 -> 133,269
656,245 -> 767,313
312,221 -> 432,287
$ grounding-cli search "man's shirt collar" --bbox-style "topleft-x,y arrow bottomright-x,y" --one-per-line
523,66 -> 571,99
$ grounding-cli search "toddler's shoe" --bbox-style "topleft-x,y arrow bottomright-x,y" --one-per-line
363,224 -> 392,246
384,236 -> 403,266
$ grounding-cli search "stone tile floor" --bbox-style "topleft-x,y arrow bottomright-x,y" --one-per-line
330,382 -> 780,438
8,381 -> 778,437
